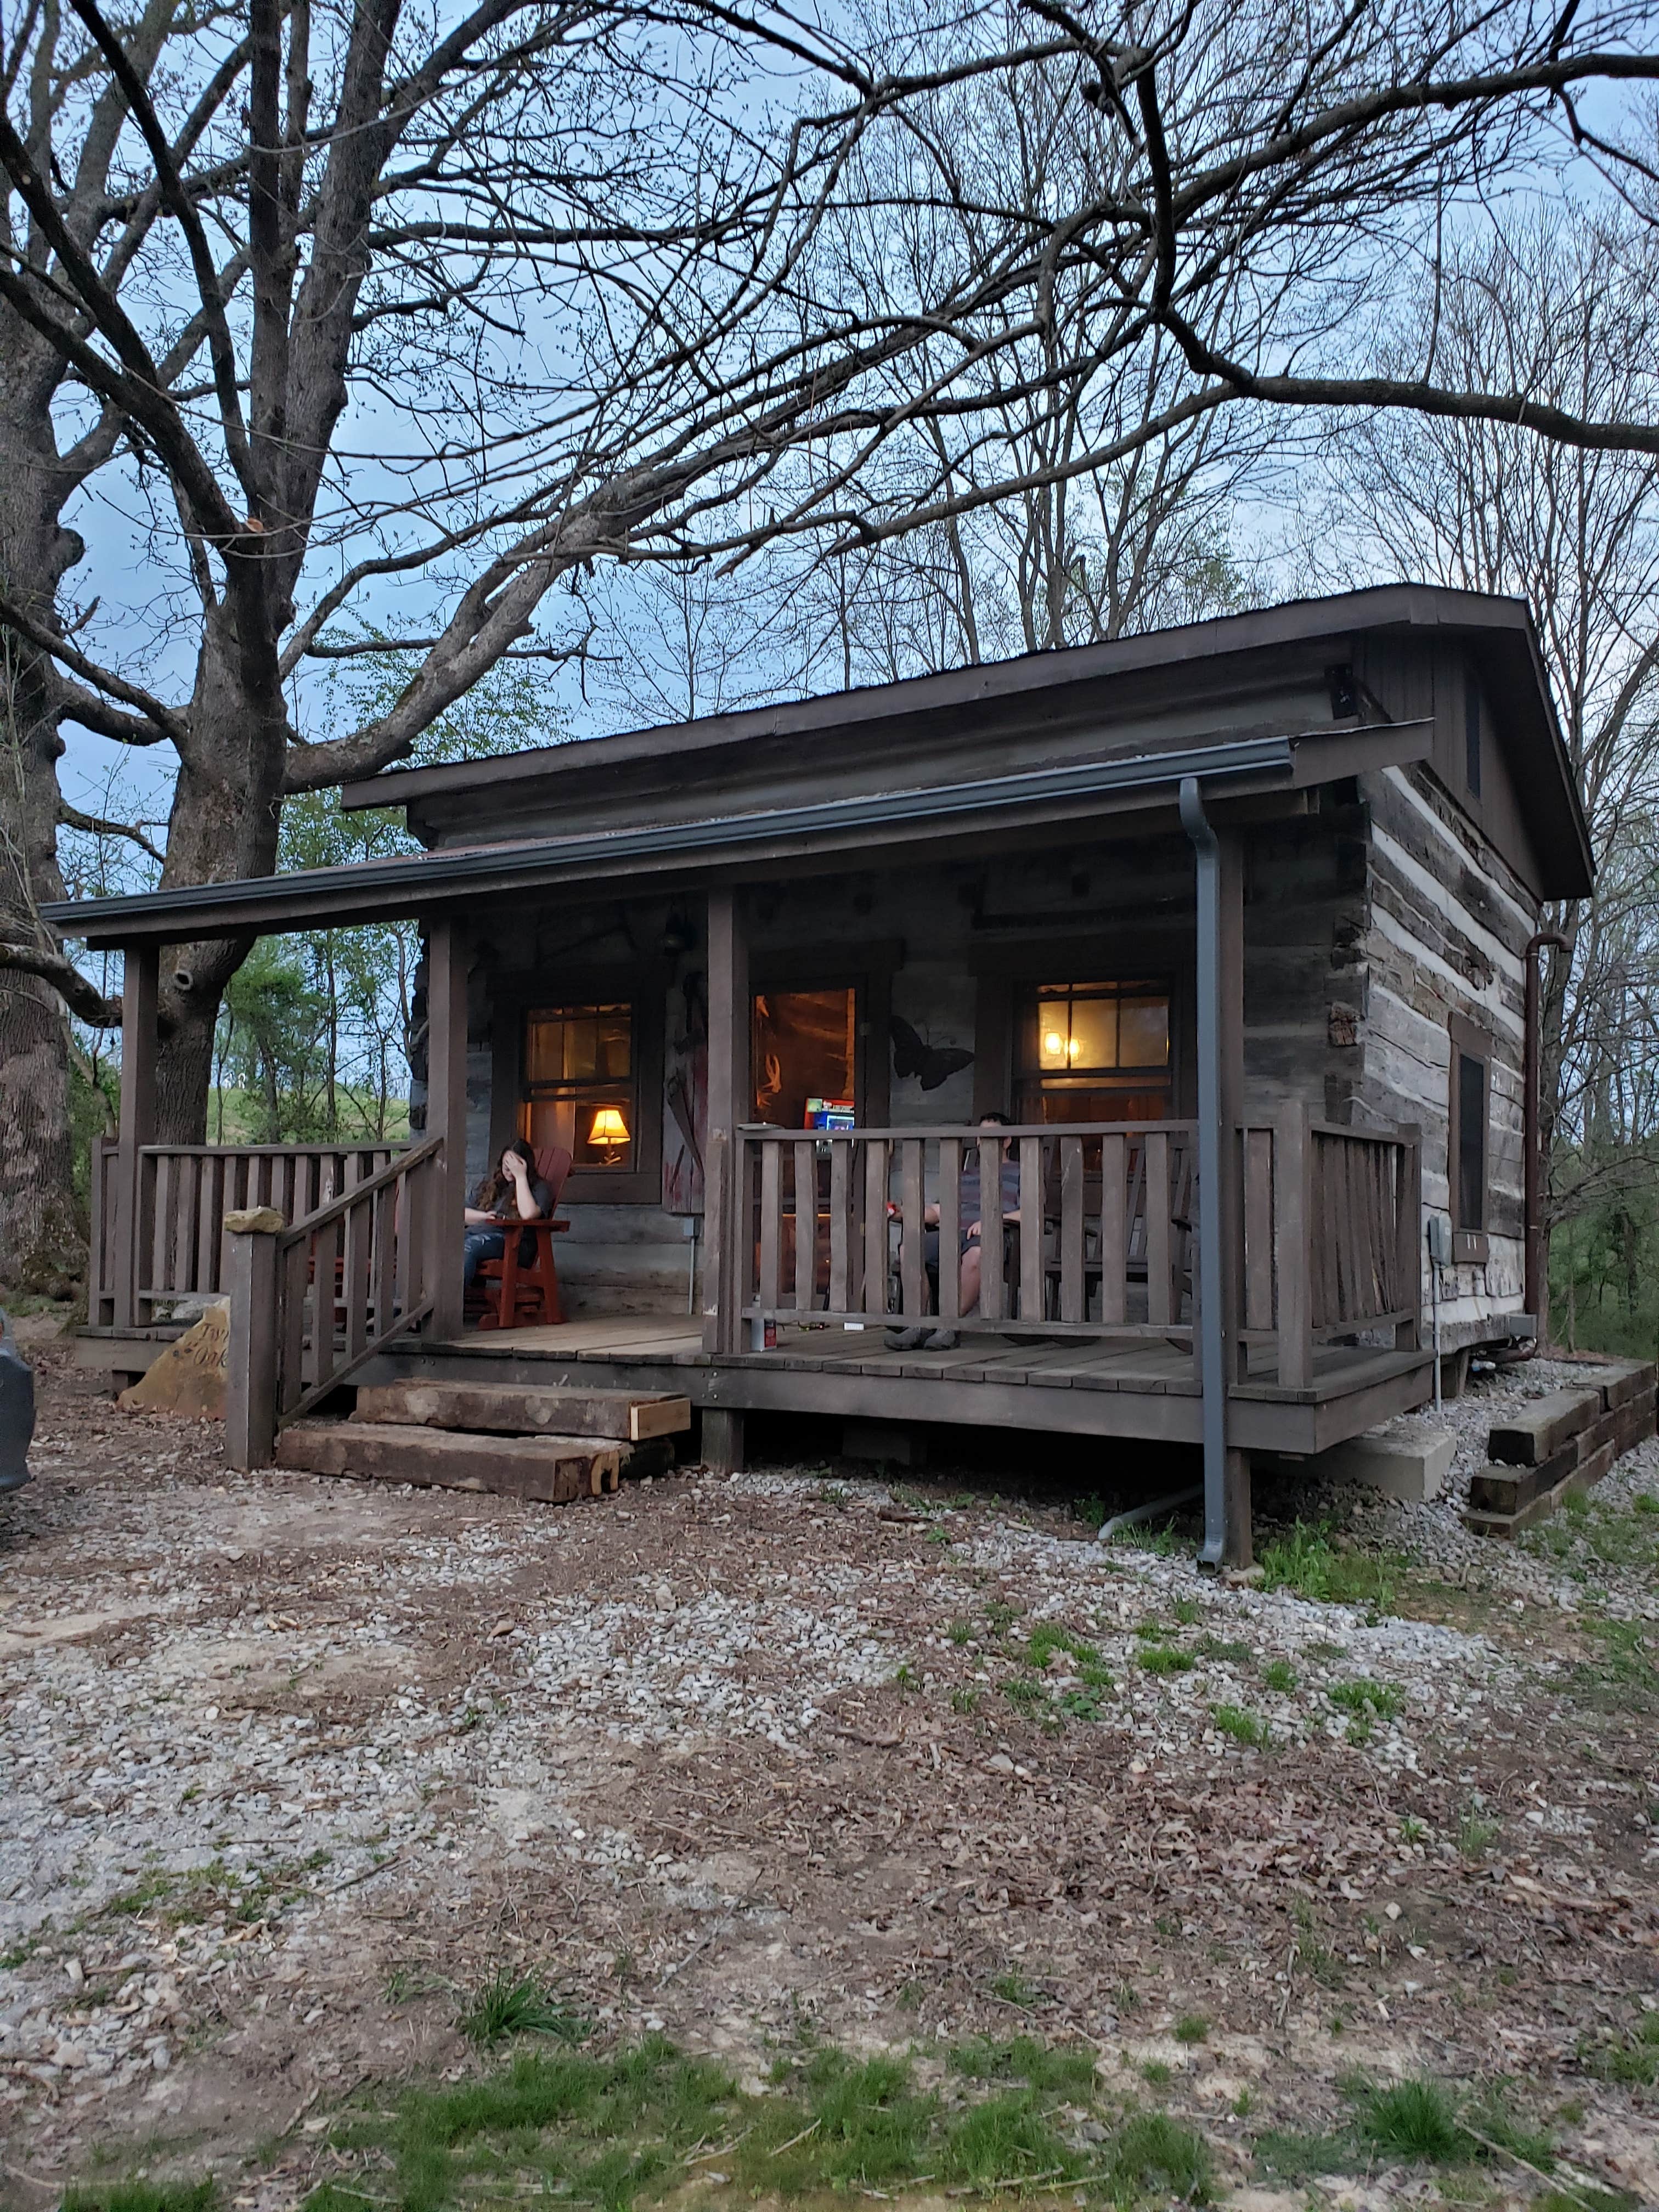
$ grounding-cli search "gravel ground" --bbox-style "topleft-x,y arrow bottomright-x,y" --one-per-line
2,1321 -> 1657,2211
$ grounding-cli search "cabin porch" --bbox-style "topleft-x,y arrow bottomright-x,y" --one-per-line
63,722 -> 1444,1561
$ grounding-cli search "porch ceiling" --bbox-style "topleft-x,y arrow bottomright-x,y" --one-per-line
43,718 -> 1427,949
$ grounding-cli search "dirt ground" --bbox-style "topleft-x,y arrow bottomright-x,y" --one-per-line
2,1318 -> 1657,2212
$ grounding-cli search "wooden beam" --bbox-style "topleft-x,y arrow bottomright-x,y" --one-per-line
424,917 -> 471,1340
111,943 -> 159,1329
1216,828 -> 1245,1386
224,1213 -> 281,1470
706,886 -> 750,1142
705,888 -> 749,1353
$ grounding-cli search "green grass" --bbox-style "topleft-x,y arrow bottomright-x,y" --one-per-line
1252,2128 -> 1357,2182
1327,1678 -> 1405,1721
1195,1633 -> 1250,1662
1582,2008 -> 1659,2087
1210,1703 -> 1269,1748
301,2035 -> 1209,2212
1022,1621 -> 1099,1670
1355,2077 -> 1469,2163
456,1971 -> 588,2050
1257,1522 -> 1398,1613
1256,2074 -> 1519,2187
1259,1658 -> 1297,1693
1136,1645 -> 1193,1675
1103,2114 -> 1210,2203
1457,1806 -> 1502,1857
1172,2015 -> 1209,2045
64,2187 -> 216,2212
947,2035 -> 1097,2096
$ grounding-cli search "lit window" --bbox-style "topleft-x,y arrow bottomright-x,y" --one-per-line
1018,982 -> 1171,1125
521,1002 -> 635,1169
753,987 -> 857,1128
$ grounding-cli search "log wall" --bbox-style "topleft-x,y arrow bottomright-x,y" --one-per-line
1352,761 -> 1540,1346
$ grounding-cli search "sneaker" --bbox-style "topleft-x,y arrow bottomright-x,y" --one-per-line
883,1326 -> 929,1351
923,1328 -> 960,1350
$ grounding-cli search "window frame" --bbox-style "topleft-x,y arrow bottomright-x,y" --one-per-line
1012,975 -> 1176,1126
1447,1009 -> 1492,1263
492,967 -> 665,1205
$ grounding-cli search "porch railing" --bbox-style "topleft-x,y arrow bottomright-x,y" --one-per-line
91,1137 -> 405,1326
718,1106 -> 1420,1387
225,1137 -> 444,1466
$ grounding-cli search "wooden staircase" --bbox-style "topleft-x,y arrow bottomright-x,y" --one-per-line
274,1379 -> 692,1505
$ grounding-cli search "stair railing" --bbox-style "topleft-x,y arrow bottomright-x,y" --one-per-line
225,1136 -> 443,1468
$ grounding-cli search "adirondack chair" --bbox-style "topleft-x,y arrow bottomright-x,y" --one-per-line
471,1145 -> 573,1329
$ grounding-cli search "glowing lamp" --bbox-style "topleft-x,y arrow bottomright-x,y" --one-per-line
1042,1029 -> 1066,1061
589,1106 -> 630,1162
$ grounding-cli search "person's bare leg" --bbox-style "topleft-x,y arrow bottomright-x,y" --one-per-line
959,1244 -> 982,1316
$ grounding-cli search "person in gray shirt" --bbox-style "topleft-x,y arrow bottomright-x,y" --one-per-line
886,1112 -> 1020,1352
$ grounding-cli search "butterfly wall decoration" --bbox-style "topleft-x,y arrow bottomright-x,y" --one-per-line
890,1015 -> 975,1093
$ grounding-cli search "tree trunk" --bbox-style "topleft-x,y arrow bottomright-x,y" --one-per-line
151,604 -> 286,1141
0,354 -> 89,1293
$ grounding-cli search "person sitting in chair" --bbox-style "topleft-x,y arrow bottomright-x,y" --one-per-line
886,1111 -> 1020,1352
464,1138 -> 553,1293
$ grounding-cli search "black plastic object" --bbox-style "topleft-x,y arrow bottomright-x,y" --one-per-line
0,1307 -> 35,1494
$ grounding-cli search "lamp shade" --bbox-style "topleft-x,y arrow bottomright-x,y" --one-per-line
589,1107 -> 630,1145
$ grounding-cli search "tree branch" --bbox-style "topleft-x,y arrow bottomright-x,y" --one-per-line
0,590 -> 183,741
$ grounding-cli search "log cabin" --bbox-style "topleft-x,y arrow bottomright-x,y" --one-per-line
49,584 -> 1593,1564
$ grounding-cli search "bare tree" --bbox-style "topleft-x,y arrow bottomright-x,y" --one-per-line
0,0 -> 255,1285
6,0 -> 1659,1214
1299,204 -> 1659,1290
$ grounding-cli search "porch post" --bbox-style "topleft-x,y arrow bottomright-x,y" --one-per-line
424,915 -> 471,1340
1180,781 -> 1251,1569
703,887 -> 749,1361
111,942 -> 159,1331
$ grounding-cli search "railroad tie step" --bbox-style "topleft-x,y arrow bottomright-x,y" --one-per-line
276,1419 -> 623,1504
353,1379 -> 689,1442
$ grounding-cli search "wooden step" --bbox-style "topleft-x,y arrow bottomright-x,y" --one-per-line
276,1419 -> 621,1503
353,1379 -> 689,1442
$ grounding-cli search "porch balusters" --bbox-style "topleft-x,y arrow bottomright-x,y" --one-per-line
727,1114 -> 1423,1385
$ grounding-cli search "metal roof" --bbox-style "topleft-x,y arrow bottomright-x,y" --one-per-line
44,721 -> 1419,946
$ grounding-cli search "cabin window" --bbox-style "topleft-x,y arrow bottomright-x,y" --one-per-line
520,1000 -> 636,1171
1447,1013 -> 1492,1259
753,986 -> 857,1128
1015,981 -> 1172,1124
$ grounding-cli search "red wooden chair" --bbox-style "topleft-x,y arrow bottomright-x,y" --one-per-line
471,1145 -> 572,1330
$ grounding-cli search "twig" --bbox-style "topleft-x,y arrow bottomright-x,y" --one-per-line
329,1853 -> 399,1896
685,2132 -> 749,2166
946,2168 -> 1066,2197
657,1914 -> 732,1987
2,2165 -> 65,2195
1459,2123 -> 1598,2209
768,2118 -> 821,2157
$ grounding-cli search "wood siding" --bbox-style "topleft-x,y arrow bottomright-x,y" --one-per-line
1353,763 -> 1538,1342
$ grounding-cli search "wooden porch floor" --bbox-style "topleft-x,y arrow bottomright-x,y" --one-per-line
399,1314 -> 1432,1455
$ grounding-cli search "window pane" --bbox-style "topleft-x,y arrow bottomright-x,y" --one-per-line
1118,997 -> 1170,1069
1066,994 -> 1118,1071
563,1015 -> 598,1081
753,987 -> 856,1127
523,1015 -> 566,1086
1458,1053 -> 1486,1231
597,1011 -> 632,1080
522,1003 -> 637,1172
1018,983 -> 1171,1121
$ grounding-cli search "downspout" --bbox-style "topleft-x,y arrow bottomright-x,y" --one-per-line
1524,929 -> 1569,1343
1179,776 -> 1227,1568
